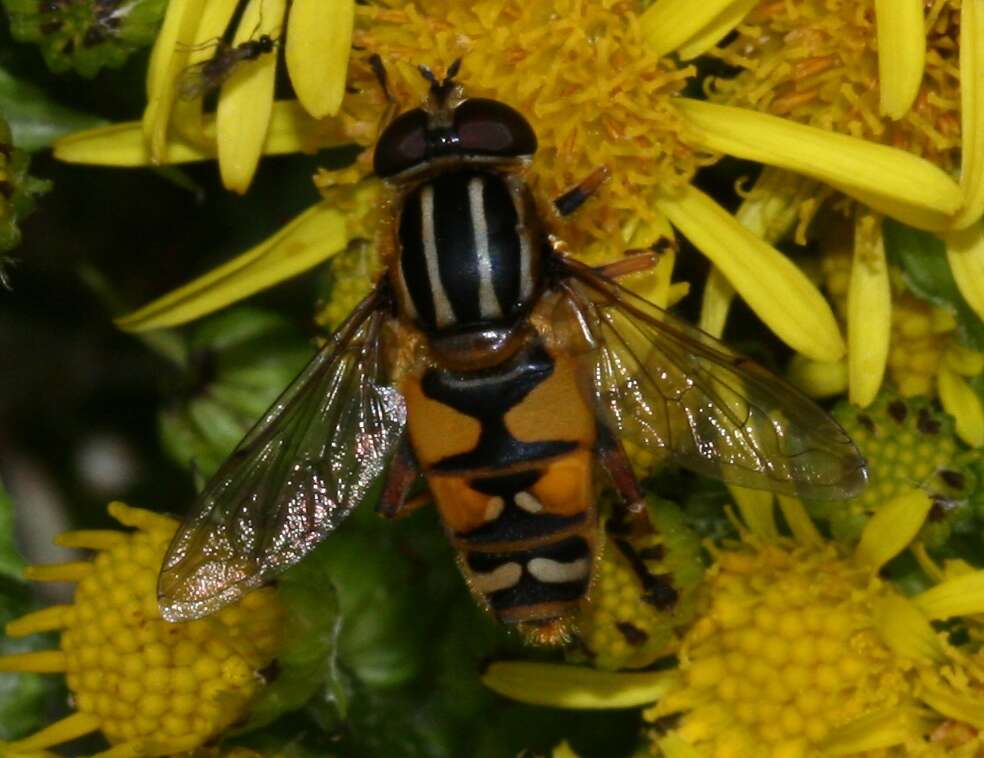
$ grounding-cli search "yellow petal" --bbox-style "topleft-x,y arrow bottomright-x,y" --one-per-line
854,490 -> 932,571
2,713 -> 100,751
915,570 -> 984,618
938,365 -> 984,447
0,650 -> 66,673
142,0 -> 203,162
944,222 -> 984,322
54,121 -> 212,165
919,679 -> 984,730
170,0 -> 241,143
676,99 -> 963,217
216,0 -> 288,193
735,166 -> 816,244
481,661 -> 678,709
871,594 -> 944,664
657,734 -> 705,758
673,0 -> 758,60
951,0 -> 984,229
847,213 -> 891,407
875,0 -> 926,120
728,485 -> 777,541
776,495 -> 823,547
640,0 -> 752,58
820,707 -> 928,755
656,183 -> 845,362
116,203 -> 349,331
787,355 -> 848,398
56,103 -> 346,167
5,605 -> 71,637
286,0 -> 354,119
107,502 -> 177,533
698,266 -> 733,338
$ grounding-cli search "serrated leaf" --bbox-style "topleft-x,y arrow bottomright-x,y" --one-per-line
883,218 -> 984,352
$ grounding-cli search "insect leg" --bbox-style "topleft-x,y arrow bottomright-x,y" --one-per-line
596,421 -> 645,514
553,166 -> 610,216
376,435 -> 424,518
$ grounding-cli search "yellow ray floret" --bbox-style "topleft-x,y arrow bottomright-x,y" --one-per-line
874,0 -> 926,120
0,504 -> 285,755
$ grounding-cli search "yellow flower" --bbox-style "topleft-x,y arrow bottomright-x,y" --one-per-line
59,0 -> 965,371
483,496 -> 984,757
801,231 -> 984,447
574,498 -> 703,672
0,503 -> 284,757
703,0 -> 984,409
61,0 -> 356,193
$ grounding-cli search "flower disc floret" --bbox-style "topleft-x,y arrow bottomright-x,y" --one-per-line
0,503 -> 285,754
648,541 -> 919,755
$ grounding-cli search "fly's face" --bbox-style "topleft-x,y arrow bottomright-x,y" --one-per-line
156,62 -> 868,645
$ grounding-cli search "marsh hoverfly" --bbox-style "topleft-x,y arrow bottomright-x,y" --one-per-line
158,61 -> 867,638
175,33 -> 276,100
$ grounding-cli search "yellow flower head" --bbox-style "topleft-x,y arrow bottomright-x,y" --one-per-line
714,0 -> 961,169
341,0 -> 705,260
0,503 -> 284,756
815,229 -> 984,445
701,0 -> 984,409
575,499 -> 703,671
484,495 -> 984,757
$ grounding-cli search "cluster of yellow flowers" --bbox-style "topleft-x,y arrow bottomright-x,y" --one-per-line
3,0 -> 981,755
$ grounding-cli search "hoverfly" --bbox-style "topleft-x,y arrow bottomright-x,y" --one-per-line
158,60 -> 867,639
175,33 -> 277,101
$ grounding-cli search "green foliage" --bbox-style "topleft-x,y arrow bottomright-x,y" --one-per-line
0,112 -> 51,254
4,0 -> 166,77
0,66 -> 105,151
0,481 -> 55,740
159,307 -> 313,480
883,218 -> 984,352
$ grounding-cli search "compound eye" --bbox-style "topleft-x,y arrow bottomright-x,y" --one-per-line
453,98 -> 537,159
373,109 -> 429,178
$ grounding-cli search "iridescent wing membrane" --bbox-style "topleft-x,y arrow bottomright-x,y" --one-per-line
555,259 -> 868,499
158,290 -> 407,621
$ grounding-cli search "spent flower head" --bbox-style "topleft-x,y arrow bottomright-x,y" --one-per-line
0,503 -> 284,755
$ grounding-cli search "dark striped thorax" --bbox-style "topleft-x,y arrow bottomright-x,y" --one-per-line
392,168 -> 543,353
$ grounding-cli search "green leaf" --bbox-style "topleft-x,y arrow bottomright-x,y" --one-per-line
0,68 -> 106,151
3,0 -> 166,77
883,218 -> 984,352
0,479 -> 25,581
159,307 -> 312,480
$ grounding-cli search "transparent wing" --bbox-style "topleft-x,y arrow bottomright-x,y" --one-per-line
158,290 -> 406,621
553,258 -> 868,499
175,56 -> 230,100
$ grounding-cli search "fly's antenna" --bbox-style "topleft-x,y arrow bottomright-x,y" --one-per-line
418,58 -> 463,106
369,53 -> 394,103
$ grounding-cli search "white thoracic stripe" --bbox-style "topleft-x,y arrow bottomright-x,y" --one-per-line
468,176 -> 504,320
471,562 -> 522,593
420,186 -> 456,328
514,187 -> 533,301
527,557 -> 590,584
